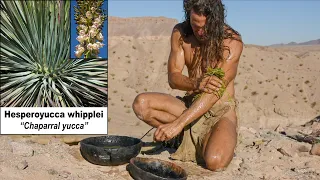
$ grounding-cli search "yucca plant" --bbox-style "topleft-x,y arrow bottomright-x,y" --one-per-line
0,1 -> 108,107
74,0 -> 107,58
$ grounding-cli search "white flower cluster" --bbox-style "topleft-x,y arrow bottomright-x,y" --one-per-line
75,7 -> 105,58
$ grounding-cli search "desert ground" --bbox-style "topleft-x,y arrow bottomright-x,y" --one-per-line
0,16 -> 319,180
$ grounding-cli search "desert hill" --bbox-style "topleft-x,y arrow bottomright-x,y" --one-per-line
270,39 -> 320,47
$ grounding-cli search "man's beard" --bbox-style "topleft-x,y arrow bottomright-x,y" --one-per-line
196,35 -> 209,44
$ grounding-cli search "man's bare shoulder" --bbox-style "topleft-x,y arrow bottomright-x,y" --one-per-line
224,29 -> 243,55
171,23 -> 186,48
172,23 -> 184,34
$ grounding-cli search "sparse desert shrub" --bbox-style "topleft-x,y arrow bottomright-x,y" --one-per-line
250,64 -> 253,67
113,90 -> 117,93
125,55 -> 130,58
127,60 -> 131,64
304,80 -> 310,84
273,95 -> 278,99
264,92 -> 268,95
299,64 -> 303,66
311,102 -> 316,108
111,103 -> 115,106
299,89 -> 303,93
121,98 -> 124,101
279,57 -> 283,60
244,86 -> 248,90
132,46 -> 136,49
113,51 -> 116,54
150,60 -> 154,63
163,62 -> 167,66
145,76 -> 149,79
251,91 -> 258,96
144,88 -> 147,91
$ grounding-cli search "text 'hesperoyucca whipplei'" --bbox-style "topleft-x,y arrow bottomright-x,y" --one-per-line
0,1 -> 108,107
74,0 -> 107,58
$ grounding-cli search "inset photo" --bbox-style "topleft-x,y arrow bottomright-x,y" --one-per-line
71,0 -> 108,59
0,1 -> 108,107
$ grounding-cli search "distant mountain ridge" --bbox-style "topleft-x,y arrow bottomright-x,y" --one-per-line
108,16 -> 178,37
269,39 -> 320,47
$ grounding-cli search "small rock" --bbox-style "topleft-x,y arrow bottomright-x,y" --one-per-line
310,143 -> 320,156
11,142 -> 34,157
48,169 -> 58,175
31,136 -> 50,145
61,136 -> 80,145
16,160 -> 28,170
305,161 -> 318,168
59,171 -> 71,178
77,174 -> 84,178
297,145 -> 310,152
273,166 -> 282,172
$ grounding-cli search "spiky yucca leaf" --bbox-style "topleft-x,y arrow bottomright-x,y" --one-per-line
0,1 -> 107,107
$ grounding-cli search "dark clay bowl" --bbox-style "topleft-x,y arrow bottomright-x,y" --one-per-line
127,157 -> 187,180
80,135 -> 142,166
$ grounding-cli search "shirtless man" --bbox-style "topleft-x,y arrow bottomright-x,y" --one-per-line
132,0 -> 243,171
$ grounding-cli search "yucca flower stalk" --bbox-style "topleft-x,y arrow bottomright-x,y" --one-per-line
74,0 -> 107,58
0,1 -> 108,107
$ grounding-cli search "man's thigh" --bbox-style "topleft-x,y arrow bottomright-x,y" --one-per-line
134,92 -> 187,117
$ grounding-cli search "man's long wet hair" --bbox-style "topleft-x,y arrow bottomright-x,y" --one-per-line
182,0 -> 242,73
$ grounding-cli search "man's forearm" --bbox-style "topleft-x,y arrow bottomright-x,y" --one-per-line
168,72 -> 197,91
175,92 -> 219,127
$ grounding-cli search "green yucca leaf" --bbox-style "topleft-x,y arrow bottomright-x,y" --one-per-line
0,1 -> 108,107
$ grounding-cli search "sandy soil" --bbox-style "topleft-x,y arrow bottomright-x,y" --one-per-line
1,16 -> 319,180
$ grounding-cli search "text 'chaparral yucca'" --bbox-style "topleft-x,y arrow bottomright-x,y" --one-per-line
0,1 -> 108,107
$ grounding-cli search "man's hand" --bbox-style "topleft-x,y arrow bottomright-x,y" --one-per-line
196,75 -> 224,94
154,121 -> 184,142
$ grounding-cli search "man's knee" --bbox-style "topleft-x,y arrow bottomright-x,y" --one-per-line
132,93 -> 150,120
204,152 -> 231,171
